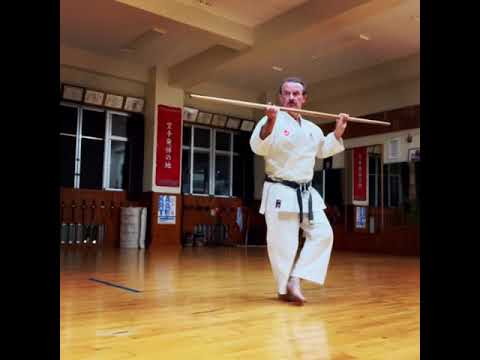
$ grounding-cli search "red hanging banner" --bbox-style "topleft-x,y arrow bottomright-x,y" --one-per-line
352,147 -> 368,205
156,105 -> 182,187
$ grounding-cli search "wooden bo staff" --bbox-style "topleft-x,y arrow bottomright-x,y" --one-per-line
187,93 -> 390,126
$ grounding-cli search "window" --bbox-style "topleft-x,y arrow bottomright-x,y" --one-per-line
312,167 -> 343,207
215,154 -> 230,195
368,153 -> 381,207
105,112 -> 129,190
383,162 -> 409,208
80,108 -> 105,189
59,134 -> 76,188
214,131 -> 231,196
193,152 -> 210,194
60,104 -> 80,188
59,103 -> 138,191
312,170 -> 325,198
182,149 -> 191,193
232,155 -> 243,197
109,140 -> 127,189
232,133 -> 246,197
182,125 -> 241,196
192,127 -> 211,194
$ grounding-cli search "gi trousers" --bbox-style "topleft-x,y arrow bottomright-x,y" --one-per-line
265,209 -> 334,295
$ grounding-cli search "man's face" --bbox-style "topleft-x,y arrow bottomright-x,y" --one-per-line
278,81 -> 307,109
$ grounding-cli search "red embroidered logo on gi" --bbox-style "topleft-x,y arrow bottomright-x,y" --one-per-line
283,129 -> 290,136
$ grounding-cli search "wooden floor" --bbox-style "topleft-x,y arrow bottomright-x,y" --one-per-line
60,246 -> 419,360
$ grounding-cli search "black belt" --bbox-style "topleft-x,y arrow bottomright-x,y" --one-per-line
265,176 -> 314,224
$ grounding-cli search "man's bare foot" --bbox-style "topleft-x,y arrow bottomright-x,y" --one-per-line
286,277 -> 306,305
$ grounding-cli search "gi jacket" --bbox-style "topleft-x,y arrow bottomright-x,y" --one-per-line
250,111 -> 345,216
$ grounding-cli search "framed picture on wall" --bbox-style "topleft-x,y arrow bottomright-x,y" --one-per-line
62,84 -> 84,102
408,148 -> 420,162
104,94 -> 124,109
387,137 -> 401,160
226,117 -> 241,129
124,96 -> 145,112
211,114 -> 227,127
183,107 -> 199,123
197,112 -> 213,125
84,89 -> 105,106
240,120 -> 255,131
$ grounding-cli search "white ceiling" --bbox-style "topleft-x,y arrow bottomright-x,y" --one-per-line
174,0 -> 310,27
60,0 -> 223,67
60,0 -> 420,94
211,0 -> 420,90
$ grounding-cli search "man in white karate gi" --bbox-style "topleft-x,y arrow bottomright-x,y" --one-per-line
250,77 -> 348,305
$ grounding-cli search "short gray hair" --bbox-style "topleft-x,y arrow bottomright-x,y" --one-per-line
279,77 -> 307,95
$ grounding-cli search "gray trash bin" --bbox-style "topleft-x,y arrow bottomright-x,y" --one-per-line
120,207 -> 147,249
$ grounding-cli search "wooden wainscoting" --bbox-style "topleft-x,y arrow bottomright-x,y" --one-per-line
182,195 -> 249,246
60,188 -> 128,248
241,202 -> 419,255
149,192 -> 183,248
244,200 -> 267,246
332,224 -> 419,256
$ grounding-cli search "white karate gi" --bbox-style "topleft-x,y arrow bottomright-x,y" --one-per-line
250,111 -> 345,294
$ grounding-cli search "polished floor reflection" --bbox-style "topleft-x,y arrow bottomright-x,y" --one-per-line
60,246 -> 419,360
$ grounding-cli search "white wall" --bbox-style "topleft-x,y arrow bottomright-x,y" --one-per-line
308,53 -> 420,117
60,44 -> 149,83
185,82 -> 257,120
60,65 -> 146,98
314,77 -> 420,118
143,67 -> 157,192
313,127 -> 421,172
342,128 -> 420,165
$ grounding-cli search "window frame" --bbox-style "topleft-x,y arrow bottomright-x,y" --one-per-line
59,101 -> 130,191
182,124 -> 240,197
368,152 -> 381,208
104,110 -> 129,191
59,102 -> 82,187
384,162 -> 404,208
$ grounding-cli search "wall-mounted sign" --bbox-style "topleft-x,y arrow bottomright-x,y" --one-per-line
124,97 -> 144,113
84,90 -> 105,106
104,94 -> 124,109
62,85 -> 84,102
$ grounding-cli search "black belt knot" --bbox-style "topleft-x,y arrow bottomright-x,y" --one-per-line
265,175 -> 314,224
